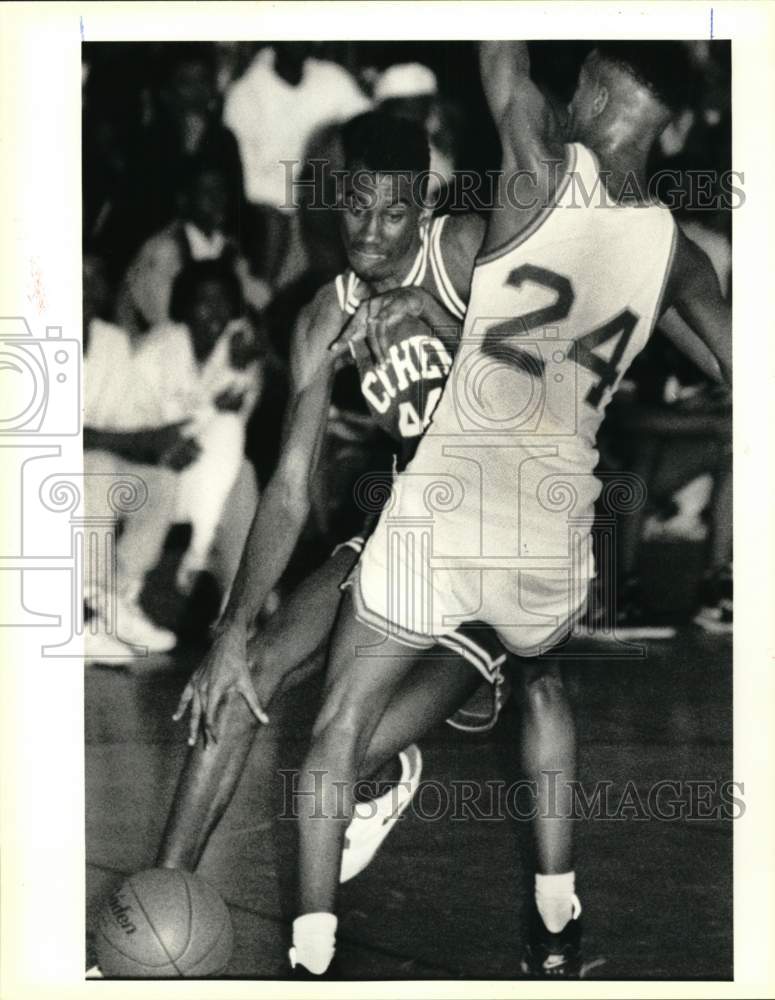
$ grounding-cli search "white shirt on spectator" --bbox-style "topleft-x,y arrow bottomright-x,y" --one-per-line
84,318 -> 145,430
224,46 -> 370,210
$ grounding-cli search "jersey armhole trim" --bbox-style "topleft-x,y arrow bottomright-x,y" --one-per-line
647,215 -> 679,341
429,217 -> 466,319
475,144 -> 578,267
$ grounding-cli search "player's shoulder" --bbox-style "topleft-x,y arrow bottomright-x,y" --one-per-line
299,281 -> 343,336
434,213 -> 485,304
437,213 -> 486,263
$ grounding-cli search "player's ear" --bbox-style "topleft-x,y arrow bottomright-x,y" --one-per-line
591,84 -> 609,119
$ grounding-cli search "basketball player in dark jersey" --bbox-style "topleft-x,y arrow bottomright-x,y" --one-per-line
158,112 -> 506,879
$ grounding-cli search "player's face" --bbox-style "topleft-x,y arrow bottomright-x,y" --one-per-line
340,172 -> 424,284
187,279 -> 235,357
189,170 -> 229,235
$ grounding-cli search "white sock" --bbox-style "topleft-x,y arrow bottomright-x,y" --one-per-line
290,913 -> 338,975
535,871 -> 580,933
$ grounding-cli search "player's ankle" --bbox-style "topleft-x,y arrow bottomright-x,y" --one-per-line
535,871 -> 580,933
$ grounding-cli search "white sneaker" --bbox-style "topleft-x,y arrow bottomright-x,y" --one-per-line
84,628 -> 135,666
85,965 -> 103,978
340,744 -> 422,883
115,596 -> 177,653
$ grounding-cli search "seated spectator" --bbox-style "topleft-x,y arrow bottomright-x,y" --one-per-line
115,161 -> 271,337
84,257 -> 263,662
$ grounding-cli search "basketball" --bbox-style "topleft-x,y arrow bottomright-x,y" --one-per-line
94,868 -> 233,977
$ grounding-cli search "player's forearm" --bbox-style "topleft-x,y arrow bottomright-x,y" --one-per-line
479,41 -> 530,124
658,309 -> 724,383
217,472 -> 311,633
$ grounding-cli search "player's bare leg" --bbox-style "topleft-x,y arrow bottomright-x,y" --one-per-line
516,655 -> 582,977
156,548 -> 357,869
291,591 -> 424,973
157,546 -> 483,870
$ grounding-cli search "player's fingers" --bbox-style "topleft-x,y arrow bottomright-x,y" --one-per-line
368,316 -> 391,366
203,689 -> 221,745
187,690 -> 203,746
172,683 -> 193,721
329,305 -> 368,357
240,682 -> 269,725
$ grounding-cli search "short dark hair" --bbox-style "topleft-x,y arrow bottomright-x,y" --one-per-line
169,259 -> 242,324
342,111 -> 430,178
594,41 -> 693,114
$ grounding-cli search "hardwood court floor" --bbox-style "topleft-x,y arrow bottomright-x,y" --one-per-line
85,615 -> 732,981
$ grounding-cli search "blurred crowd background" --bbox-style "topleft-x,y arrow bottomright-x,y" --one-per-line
81,40 -> 732,653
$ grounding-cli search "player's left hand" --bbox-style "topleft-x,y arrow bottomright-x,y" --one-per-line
329,287 -> 428,365
172,622 -> 268,746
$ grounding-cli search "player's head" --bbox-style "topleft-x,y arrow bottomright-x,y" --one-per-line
567,42 -> 690,148
339,111 -> 431,284
179,162 -> 230,236
170,259 -> 241,358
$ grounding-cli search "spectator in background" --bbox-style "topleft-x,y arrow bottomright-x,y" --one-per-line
596,219 -> 732,638
115,160 -> 272,338
94,44 -> 245,280
143,260 -> 264,599
223,42 -> 370,288
83,258 -> 263,662
373,62 -> 459,203
83,256 -> 195,659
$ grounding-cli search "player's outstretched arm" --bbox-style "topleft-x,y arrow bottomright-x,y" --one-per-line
661,226 -> 732,387
173,288 -> 341,744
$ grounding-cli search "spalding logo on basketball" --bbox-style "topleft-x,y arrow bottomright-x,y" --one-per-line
95,868 -> 233,977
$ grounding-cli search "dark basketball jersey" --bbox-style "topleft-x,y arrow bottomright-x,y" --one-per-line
333,215 -> 467,466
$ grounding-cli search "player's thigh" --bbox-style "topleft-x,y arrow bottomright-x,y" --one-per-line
314,589 -> 422,737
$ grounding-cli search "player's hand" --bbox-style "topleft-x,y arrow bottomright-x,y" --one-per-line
214,387 -> 246,412
328,288 -> 428,365
172,623 -> 269,746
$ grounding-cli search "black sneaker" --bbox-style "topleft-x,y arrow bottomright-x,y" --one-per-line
520,901 -> 583,978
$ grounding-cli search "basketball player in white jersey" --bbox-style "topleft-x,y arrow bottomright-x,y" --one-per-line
283,42 -> 731,978
159,113 -> 511,877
